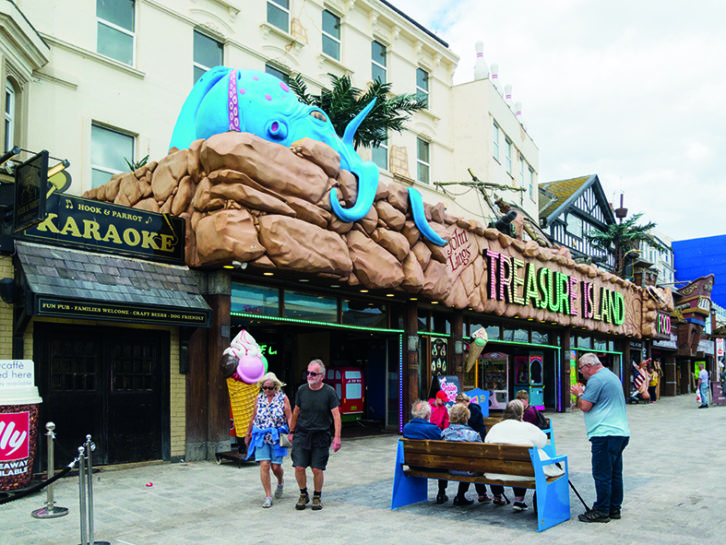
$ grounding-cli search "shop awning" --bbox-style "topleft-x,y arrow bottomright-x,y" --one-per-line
15,241 -> 212,327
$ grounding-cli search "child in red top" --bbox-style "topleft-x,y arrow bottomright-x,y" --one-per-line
429,390 -> 450,430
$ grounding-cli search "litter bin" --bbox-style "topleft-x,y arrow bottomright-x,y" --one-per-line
0,360 -> 43,491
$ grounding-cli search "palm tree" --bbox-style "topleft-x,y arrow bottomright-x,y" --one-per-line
585,213 -> 666,276
288,73 -> 427,150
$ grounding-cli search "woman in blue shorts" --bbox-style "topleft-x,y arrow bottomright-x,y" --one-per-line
245,372 -> 293,508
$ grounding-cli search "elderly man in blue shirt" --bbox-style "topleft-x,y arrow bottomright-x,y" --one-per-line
403,399 -> 449,504
570,353 -> 630,523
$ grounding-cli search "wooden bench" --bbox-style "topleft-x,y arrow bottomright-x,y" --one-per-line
390,439 -> 570,532
482,416 -> 557,457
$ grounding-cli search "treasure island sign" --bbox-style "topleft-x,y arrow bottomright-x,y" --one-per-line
442,227 -> 645,337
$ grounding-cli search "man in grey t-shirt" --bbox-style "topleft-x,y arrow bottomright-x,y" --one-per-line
289,359 -> 341,511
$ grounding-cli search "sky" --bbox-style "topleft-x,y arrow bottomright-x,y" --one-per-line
387,0 -> 726,241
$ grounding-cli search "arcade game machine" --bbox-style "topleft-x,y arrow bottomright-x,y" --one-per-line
528,352 -> 545,409
325,367 -> 364,423
480,352 -> 509,410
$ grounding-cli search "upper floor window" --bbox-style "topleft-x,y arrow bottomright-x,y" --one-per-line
193,30 -> 223,83
91,124 -> 133,188
96,0 -> 135,65
520,155 -> 525,186
505,137 -> 512,173
528,166 -> 535,200
372,130 -> 388,171
417,137 -> 430,184
416,68 -> 429,109
492,122 -> 500,161
566,213 -> 583,238
371,40 -> 387,82
265,63 -> 289,84
322,10 -> 341,60
4,81 -> 15,152
267,0 -> 290,33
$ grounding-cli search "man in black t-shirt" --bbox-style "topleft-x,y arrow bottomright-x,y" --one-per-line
289,359 -> 341,511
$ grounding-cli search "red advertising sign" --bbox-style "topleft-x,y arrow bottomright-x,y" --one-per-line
0,411 -> 30,461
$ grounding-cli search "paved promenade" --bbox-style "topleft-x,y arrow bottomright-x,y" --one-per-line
2,394 -> 724,545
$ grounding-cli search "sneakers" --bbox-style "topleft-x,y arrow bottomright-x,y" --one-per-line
698,404 -> 709,409
609,508 -> 621,520
295,493 -> 310,510
512,501 -> 528,512
311,496 -> 323,511
435,493 -> 449,504
578,509 -> 610,523
478,494 -> 492,503
262,497 -> 272,508
492,496 -> 506,506
453,496 -> 474,506
274,484 -> 284,499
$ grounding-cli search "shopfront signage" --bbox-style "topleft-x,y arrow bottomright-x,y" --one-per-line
12,150 -> 48,233
485,250 -> 626,325
19,194 -> 185,264
653,333 -> 677,350
446,229 -> 473,272
656,312 -> 671,336
35,296 -> 210,327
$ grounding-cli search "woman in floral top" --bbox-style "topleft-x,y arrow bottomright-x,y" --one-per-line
245,372 -> 292,508
441,403 -> 481,506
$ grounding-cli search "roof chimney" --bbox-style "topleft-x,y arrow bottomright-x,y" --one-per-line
504,84 -> 512,104
474,41 -> 489,80
514,101 -> 522,117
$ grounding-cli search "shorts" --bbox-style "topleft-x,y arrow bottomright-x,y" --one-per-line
252,443 -> 283,464
291,438 -> 330,470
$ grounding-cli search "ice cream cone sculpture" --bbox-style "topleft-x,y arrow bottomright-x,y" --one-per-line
465,327 -> 489,373
222,330 -> 268,437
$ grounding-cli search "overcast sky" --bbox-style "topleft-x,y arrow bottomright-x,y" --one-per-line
388,0 -> 725,241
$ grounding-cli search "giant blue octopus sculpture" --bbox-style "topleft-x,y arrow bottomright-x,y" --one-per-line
170,67 -> 446,246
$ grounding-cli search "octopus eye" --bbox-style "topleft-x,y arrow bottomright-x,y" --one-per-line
310,110 -> 328,122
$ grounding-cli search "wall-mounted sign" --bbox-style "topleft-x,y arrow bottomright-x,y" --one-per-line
656,312 -> 671,336
35,296 -> 210,327
484,249 -> 626,325
20,194 -> 185,264
446,229 -> 473,273
12,150 -> 48,234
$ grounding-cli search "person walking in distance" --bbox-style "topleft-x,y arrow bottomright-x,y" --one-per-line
697,363 -> 710,408
570,353 -> 630,523
289,359 -> 341,511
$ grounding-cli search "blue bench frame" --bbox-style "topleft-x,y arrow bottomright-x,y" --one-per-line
391,439 -> 570,532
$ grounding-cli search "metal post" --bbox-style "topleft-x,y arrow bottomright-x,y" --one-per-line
32,422 -> 70,518
80,435 -> 109,545
78,446 -> 87,545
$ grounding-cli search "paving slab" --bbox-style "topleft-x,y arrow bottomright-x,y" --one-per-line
1,394 -> 723,545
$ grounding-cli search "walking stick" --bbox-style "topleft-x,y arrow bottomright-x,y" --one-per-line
568,479 -> 591,513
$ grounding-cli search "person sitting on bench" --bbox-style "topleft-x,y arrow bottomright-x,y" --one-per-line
485,399 -> 563,512
441,403 -> 482,506
403,399 -> 449,504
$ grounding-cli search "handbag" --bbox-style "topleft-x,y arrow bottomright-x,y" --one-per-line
279,433 -> 291,448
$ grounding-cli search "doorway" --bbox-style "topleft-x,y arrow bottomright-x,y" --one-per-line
35,324 -> 168,468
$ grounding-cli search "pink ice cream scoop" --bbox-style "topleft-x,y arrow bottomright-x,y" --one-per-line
235,354 -> 265,384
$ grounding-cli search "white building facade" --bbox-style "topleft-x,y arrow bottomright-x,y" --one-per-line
5,0 -> 539,225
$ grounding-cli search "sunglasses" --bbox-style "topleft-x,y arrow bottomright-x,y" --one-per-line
307,371 -> 321,376
262,386 -> 276,390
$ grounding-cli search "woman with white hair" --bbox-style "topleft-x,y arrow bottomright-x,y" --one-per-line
245,372 -> 293,508
485,399 -> 560,511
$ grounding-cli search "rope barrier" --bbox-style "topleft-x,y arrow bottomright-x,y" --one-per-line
0,457 -> 77,505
